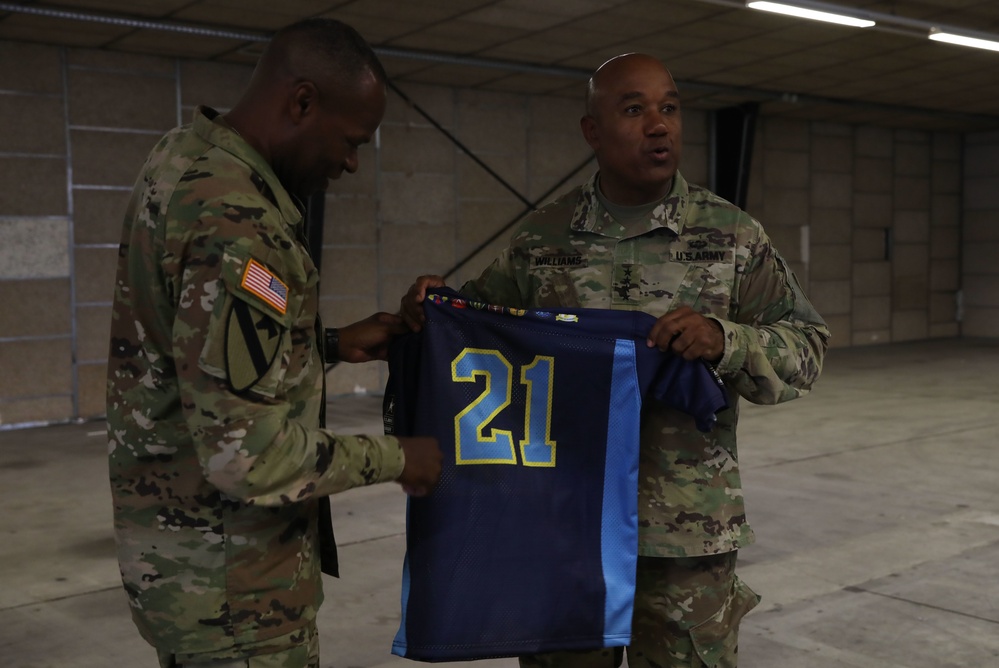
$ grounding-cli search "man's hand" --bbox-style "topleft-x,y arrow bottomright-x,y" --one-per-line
647,306 -> 725,363
397,436 -> 443,497
400,275 -> 447,332
336,312 -> 408,363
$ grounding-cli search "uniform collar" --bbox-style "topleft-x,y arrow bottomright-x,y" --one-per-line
192,106 -> 305,230
569,171 -> 688,239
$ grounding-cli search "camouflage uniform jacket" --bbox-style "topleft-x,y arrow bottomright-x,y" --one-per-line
461,171 -> 829,558
106,106 -> 405,654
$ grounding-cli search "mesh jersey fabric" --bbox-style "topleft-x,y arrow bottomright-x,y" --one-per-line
384,288 -> 728,662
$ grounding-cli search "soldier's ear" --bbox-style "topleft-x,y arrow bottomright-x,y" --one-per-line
289,81 -> 319,123
580,115 -> 599,150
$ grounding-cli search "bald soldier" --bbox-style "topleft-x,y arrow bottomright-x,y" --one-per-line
107,19 -> 441,668
402,53 -> 829,667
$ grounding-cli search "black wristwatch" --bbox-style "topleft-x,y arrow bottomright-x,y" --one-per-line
324,327 -> 340,364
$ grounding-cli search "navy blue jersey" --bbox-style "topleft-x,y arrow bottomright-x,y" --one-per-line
385,289 -> 727,662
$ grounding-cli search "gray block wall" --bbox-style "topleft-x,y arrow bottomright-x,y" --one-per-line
0,38 -> 986,429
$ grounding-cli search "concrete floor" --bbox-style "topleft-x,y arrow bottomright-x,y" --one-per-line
2,339 -> 998,668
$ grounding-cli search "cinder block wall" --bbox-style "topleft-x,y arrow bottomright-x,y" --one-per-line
0,40 -> 256,428
745,119 -> 962,348
0,38 -> 969,428
962,131 -> 999,336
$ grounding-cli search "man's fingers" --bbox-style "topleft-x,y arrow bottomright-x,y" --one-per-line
647,311 -> 687,350
397,436 -> 443,495
647,308 -> 723,361
400,275 -> 447,332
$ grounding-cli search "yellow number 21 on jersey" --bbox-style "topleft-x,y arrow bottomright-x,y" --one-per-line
451,348 -> 556,467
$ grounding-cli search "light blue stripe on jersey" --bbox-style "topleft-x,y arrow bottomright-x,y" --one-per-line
392,520 -> 413,654
601,339 -> 640,644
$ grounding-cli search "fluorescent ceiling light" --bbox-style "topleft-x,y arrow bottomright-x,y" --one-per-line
747,1 -> 875,28
928,30 -> 999,52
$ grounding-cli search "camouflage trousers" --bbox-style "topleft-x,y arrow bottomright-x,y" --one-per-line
156,622 -> 319,668
520,553 -> 759,668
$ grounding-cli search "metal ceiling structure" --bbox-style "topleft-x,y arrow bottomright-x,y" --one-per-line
2,0 -> 999,131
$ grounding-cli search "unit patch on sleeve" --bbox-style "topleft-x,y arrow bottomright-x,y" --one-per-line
225,299 -> 284,393
241,258 -> 288,314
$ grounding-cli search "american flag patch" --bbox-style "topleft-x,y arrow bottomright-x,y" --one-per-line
240,259 -> 288,314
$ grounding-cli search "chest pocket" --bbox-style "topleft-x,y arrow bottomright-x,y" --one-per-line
531,267 -> 583,308
660,252 -> 735,317
199,248 -> 296,397
521,248 -> 592,308
625,239 -> 736,316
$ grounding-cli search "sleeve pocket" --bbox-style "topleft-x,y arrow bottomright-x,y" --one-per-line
198,248 -> 293,398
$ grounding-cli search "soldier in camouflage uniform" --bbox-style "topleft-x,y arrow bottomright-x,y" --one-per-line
402,53 -> 829,667
106,19 -> 441,668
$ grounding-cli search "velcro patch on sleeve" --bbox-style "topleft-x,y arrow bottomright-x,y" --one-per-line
225,299 -> 283,393
240,258 -> 288,315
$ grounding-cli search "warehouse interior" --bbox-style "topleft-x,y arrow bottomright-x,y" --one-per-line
0,0 -> 997,666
